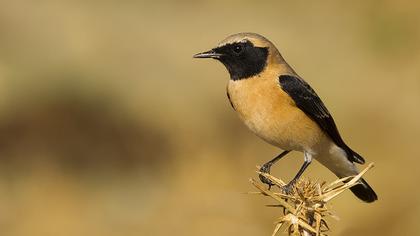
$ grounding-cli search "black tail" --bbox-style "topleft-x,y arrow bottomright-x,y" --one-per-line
350,178 -> 378,203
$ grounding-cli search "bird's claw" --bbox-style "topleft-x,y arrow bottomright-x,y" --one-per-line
259,163 -> 275,189
281,181 -> 296,195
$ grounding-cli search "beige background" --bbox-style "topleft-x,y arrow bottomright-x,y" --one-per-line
0,0 -> 419,235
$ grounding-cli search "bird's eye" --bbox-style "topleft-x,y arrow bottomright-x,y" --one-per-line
233,44 -> 243,54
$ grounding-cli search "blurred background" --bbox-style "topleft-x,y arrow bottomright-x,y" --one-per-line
0,0 -> 419,235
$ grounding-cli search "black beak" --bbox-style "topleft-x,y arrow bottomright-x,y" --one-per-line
193,49 -> 223,59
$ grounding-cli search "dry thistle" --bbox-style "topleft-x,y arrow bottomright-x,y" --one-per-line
249,163 -> 375,236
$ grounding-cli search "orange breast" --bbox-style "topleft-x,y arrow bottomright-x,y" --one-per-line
227,71 -> 324,152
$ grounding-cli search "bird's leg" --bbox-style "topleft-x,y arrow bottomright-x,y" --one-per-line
282,152 -> 312,194
259,150 -> 290,189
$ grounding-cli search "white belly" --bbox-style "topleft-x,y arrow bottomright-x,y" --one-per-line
312,140 -> 359,177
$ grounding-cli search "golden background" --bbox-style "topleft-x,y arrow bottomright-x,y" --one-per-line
0,0 -> 419,235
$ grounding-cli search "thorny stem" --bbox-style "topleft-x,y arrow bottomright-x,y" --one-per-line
250,163 -> 375,236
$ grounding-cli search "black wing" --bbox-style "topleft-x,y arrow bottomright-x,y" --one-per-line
279,75 -> 364,164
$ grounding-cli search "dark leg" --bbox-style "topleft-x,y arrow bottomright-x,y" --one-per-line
259,150 -> 290,189
282,152 -> 312,194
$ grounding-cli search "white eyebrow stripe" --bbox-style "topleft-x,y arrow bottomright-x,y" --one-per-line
217,39 -> 248,48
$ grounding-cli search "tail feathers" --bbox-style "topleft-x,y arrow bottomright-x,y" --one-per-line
350,178 -> 378,203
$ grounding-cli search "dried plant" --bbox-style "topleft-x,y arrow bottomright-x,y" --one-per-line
249,163 -> 375,236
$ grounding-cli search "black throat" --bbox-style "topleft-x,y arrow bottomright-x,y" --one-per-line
214,41 -> 269,81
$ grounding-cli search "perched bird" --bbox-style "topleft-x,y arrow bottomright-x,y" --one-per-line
194,32 -> 377,203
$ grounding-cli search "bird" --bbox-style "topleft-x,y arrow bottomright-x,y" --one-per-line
193,32 -> 377,203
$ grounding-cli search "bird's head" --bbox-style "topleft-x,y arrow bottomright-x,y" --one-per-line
194,32 -> 284,80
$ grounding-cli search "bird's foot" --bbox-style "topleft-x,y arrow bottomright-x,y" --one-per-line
281,180 -> 296,195
258,163 -> 275,189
